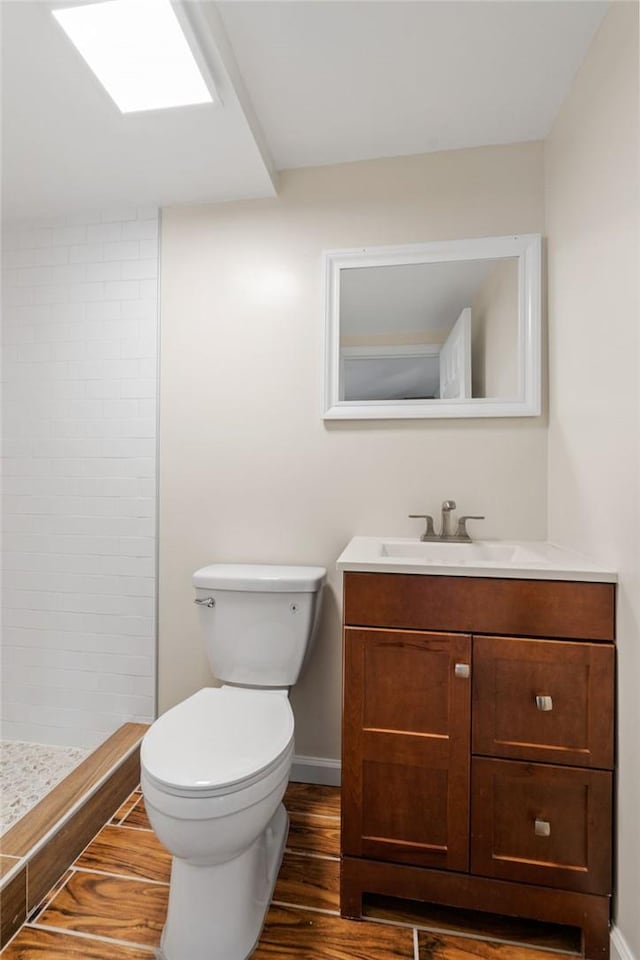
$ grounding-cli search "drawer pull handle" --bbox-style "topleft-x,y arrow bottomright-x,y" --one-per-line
454,663 -> 470,679
535,818 -> 551,838
535,695 -> 553,712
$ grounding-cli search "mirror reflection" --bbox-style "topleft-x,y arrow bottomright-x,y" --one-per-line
339,257 -> 519,402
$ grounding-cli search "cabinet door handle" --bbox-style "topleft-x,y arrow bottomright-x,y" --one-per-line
454,663 -> 470,678
535,695 -> 553,712
534,818 -> 551,838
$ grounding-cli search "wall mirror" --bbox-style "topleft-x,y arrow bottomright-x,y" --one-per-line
323,234 -> 542,419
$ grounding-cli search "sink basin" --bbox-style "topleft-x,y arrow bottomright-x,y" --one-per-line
381,540 -> 547,564
336,536 -> 617,582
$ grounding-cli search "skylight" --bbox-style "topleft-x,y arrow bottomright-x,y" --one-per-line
52,0 -> 214,114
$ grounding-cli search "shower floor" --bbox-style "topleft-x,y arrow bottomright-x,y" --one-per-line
0,740 -> 89,834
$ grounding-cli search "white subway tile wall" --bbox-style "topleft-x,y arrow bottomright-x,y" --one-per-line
1,208 -> 158,749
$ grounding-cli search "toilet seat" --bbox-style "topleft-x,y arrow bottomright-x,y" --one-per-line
142,686 -> 294,800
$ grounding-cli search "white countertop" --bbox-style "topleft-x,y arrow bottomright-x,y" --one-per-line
336,537 -> 617,583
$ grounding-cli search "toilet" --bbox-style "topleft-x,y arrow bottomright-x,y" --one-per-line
140,563 -> 326,960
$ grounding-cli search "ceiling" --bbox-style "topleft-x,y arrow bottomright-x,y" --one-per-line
1,0 -> 608,222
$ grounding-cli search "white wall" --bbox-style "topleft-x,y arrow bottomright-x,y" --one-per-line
545,4 -> 639,955
159,142 -> 547,761
1,208 -> 159,748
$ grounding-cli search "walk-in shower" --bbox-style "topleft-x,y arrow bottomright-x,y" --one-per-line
1,207 -> 159,834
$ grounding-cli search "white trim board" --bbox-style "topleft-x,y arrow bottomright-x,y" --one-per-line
611,927 -> 637,960
290,755 -> 341,786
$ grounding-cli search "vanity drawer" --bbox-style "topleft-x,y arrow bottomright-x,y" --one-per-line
343,572 -> 615,641
472,636 -> 614,768
471,758 -> 612,895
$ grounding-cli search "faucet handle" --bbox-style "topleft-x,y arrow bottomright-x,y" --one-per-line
409,514 -> 436,541
455,516 -> 485,541
442,499 -> 457,511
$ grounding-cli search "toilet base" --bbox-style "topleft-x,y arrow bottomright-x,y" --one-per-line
156,803 -> 289,960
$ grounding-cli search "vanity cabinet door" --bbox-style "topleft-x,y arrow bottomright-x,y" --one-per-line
472,636 -> 614,768
471,757 -> 612,894
342,627 -> 471,872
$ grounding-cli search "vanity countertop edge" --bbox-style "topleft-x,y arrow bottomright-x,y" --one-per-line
336,536 -> 617,583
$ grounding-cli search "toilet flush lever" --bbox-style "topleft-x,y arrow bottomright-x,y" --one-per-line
194,597 -> 215,608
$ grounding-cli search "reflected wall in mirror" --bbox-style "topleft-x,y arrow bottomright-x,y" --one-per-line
323,234 -> 541,419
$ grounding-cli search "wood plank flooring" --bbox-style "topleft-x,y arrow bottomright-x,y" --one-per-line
37,872 -> 168,946
1,782 -> 582,959
254,904 -> 414,959
74,824 -> 171,885
113,798 -> 150,831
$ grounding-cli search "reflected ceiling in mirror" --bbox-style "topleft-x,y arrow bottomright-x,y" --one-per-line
323,234 -> 541,419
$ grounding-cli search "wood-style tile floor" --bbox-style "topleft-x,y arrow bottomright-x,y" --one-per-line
1,782 -> 581,959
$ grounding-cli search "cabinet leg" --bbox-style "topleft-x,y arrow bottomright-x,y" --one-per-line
340,868 -> 363,920
582,903 -> 610,960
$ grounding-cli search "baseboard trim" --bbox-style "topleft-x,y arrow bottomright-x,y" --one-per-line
290,755 -> 341,786
611,926 -> 637,960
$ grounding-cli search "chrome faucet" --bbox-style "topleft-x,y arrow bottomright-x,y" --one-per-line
409,500 -> 485,542
440,499 -> 457,539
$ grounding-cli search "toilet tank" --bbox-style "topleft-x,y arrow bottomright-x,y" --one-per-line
192,564 -> 326,687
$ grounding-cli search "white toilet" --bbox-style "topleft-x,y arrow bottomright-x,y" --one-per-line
140,563 -> 326,960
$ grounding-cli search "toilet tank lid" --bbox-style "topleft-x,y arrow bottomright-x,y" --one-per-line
192,563 -> 327,592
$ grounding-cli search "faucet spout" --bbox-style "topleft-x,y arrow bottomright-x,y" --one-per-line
440,500 -> 457,539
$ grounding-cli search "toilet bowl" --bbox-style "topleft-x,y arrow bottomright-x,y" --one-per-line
142,686 -> 295,960
141,563 -> 326,960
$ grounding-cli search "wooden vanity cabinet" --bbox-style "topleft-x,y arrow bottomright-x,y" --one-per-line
341,572 -> 616,959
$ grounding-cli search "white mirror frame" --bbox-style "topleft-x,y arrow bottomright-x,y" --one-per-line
323,233 -> 542,420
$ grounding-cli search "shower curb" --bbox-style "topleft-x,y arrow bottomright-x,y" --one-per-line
0,722 -> 148,949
